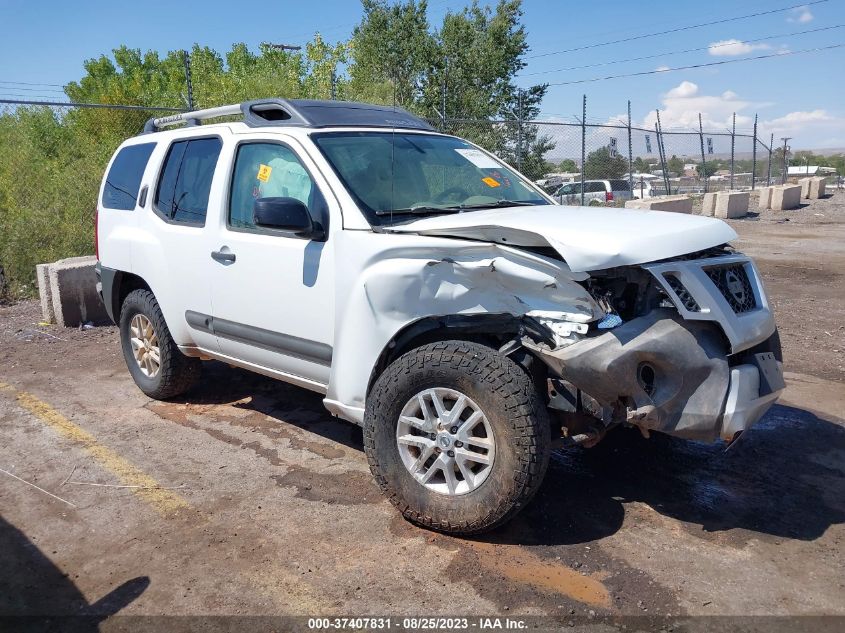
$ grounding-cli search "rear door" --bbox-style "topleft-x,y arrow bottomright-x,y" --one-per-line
132,134 -> 225,352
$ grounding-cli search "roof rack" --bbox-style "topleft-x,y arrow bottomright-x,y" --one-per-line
143,98 -> 434,134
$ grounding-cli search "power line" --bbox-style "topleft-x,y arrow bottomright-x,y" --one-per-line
0,79 -> 65,87
522,23 -> 844,77
0,85 -> 66,93
545,43 -> 845,87
527,0 -> 829,59
0,99 -> 182,112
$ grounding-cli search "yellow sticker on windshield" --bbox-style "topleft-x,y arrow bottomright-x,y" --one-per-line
257,164 -> 272,182
482,176 -> 501,187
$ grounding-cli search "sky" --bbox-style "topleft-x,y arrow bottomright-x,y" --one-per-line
1,0 -> 843,149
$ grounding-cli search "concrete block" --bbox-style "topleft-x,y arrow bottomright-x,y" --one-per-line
809,177 -> 826,199
36,263 -> 55,323
46,255 -> 108,328
799,177 -> 813,199
757,186 -> 773,210
701,192 -> 718,216
625,195 -> 693,214
770,184 -> 802,211
714,191 -> 749,219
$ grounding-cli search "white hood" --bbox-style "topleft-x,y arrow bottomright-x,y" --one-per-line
387,205 -> 737,272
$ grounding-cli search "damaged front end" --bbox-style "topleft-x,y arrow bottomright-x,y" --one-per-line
521,251 -> 785,444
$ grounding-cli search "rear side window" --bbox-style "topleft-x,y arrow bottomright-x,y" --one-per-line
609,179 -> 631,191
102,143 -> 155,210
155,137 -> 222,224
586,182 -> 605,193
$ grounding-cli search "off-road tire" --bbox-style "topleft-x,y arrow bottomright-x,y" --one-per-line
119,289 -> 201,399
364,341 -> 551,534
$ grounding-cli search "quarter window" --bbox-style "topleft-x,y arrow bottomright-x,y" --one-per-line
102,143 -> 155,210
229,143 -> 315,230
155,137 -> 222,224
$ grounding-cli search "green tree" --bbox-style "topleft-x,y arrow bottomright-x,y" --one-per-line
558,159 -> 577,172
583,147 -> 626,179
698,162 -> 719,178
666,154 -> 684,175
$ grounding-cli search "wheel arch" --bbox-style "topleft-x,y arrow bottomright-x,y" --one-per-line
365,313 -> 550,400
101,268 -> 152,324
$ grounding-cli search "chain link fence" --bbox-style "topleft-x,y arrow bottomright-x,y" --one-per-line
0,97 -> 830,298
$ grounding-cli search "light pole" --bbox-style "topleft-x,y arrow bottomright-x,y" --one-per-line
780,137 -> 791,184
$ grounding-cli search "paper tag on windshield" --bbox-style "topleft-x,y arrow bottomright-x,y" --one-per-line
257,164 -> 272,182
455,148 -> 501,169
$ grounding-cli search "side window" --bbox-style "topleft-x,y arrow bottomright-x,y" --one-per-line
229,143 -> 315,230
102,143 -> 155,210
155,137 -> 222,224
587,182 -> 605,193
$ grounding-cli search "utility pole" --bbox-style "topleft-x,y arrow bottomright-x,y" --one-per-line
627,100 -> 633,194
580,94 -> 586,206
698,113 -> 707,193
767,133 -> 774,186
780,137 -> 792,184
729,112 -> 736,190
516,89 -> 524,172
182,50 -> 194,110
751,113 -> 758,191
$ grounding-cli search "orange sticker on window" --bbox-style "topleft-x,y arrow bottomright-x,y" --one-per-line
257,164 -> 272,182
482,176 -> 501,187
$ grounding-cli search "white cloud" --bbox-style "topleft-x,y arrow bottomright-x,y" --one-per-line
642,81 -> 757,131
708,39 -> 771,57
655,65 -> 670,72
787,5 -> 814,23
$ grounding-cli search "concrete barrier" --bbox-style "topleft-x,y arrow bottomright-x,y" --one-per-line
757,186 -> 773,210
714,191 -> 750,219
36,263 -> 55,323
809,177 -> 826,199
38,255 -> 109,328
799,177 -> 813,199
625,195 -> 693,214
770,184 -> 802,211
701,192 -> 718,217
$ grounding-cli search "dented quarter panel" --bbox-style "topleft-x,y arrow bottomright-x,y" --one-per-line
388,205 -> 738,273
325,230 -> 603,420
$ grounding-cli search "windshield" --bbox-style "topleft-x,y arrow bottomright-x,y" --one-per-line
312,131 -> 550,225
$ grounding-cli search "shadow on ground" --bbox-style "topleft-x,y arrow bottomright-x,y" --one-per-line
174,362 -> 845,547
0,515 -> 149,630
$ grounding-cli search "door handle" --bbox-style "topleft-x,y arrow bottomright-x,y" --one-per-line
211,250 -> 236,263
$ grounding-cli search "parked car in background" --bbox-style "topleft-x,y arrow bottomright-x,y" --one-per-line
554,179 -> 632,205
631,179 -> 653,199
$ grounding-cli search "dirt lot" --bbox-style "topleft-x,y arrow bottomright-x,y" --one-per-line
1,193 -> 844,629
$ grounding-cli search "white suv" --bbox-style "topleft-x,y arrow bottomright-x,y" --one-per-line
96,99 -> 784,534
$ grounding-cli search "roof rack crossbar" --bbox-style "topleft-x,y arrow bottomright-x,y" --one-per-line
145,104 -> 243,133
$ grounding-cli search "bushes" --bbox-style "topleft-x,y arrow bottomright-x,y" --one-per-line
0,106 -> 121,298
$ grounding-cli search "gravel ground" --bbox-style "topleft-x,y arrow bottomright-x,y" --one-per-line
1,194 -> 843,630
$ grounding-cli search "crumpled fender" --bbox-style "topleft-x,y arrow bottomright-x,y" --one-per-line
325,232 -> 603,421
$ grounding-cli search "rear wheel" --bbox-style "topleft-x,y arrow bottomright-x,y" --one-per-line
119,289 -> 201,399
364,341 -> 551,534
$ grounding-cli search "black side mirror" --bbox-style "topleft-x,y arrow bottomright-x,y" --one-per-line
253,197 -> 314,236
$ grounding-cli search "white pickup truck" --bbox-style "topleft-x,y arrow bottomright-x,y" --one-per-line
96,98 -> 784,534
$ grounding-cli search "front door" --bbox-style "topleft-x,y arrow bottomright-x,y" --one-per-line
208,137 -> 336,387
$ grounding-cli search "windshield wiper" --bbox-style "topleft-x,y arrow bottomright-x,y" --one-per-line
375,205 -> 462,216
456,199 -> 540,210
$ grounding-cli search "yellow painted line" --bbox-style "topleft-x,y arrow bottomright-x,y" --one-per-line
0,381 -> 190,516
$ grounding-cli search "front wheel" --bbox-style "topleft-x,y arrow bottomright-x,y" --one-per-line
364,341 -> 551,534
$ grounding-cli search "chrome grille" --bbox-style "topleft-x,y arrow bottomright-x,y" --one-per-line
664,274 -> 700,312
706,264 -> 756,313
